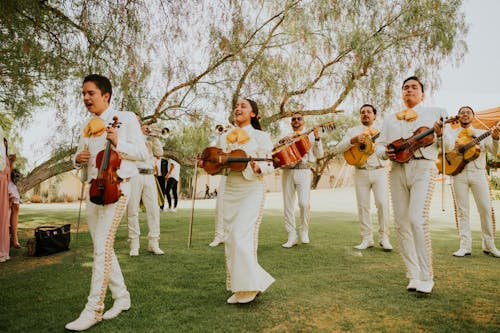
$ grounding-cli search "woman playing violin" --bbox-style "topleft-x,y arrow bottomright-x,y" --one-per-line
67,74 -> 148,331
201,98 -> 275,304
375,76 -> 454,295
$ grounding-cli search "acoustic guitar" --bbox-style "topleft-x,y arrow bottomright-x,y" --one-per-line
344,132 -> 380,167
436,127 -> 496,175
273,121 -> 335,168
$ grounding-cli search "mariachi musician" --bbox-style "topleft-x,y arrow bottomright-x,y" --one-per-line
446,106 -> 500,258
334,104 -> 392,251
280,111 -> 323,248
67,74 -> 148,331
375,76 -> 454,294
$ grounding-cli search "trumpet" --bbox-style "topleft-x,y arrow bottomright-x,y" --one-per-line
145,126 -> 170,138
215,123 -> 234,135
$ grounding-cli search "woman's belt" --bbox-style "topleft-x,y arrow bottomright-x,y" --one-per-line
138,168 -> 155,175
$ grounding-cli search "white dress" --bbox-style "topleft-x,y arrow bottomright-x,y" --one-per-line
217,124 -> 275,292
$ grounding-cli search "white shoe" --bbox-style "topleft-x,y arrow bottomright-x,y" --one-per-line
227,294 -> 238,304
129,239 -> 139,257
209,238 -> 223,247
171,208 -> 177,212
483,243 -> 500,257
65,312 -> 100,331
379,237 -> 393,251
102,298 -> 131,320
354,239 -> 374,250
453,248 -> 471,257
236,291 -> 258,304
406,279 -> 420,291
282,235 -> 298,248
416,280 -> 434,294
301,231 -> 310,244
148,244 -> 165,256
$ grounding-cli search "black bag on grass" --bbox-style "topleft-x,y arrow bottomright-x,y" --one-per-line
35,224 -> 71,256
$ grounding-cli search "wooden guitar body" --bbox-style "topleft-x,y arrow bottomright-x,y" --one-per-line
344,139 -> 375,167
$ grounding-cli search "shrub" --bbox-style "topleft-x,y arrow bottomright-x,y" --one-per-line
30,195 -> 43,203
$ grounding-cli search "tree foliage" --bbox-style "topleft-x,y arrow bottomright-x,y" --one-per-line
0,0 -> 468,193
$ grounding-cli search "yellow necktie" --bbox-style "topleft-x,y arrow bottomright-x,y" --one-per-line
226,127 -> 250,144
395,108 -> 418,122
83,117 -> 106,138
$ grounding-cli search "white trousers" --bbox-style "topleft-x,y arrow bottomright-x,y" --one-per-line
452,169 -> 496,251
281,169 -> 311,237
354,167 -> 389,241
84,182 -> 130,319
390,160 -> 435,281
127,173 -> 160,242
213,176 -> 226,241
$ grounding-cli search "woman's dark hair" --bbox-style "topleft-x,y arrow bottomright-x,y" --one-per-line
245,98 -> 262,130
83,74 -> 113,101
402,76 -> 424,93
458,105 -> 475,115
360,104 -> 377,115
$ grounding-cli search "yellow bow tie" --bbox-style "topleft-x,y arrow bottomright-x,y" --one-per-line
83,117 -> 106,138
226,127 -> 250,145
362,127 -> 379,137
396,108 -> 418,122
458,127 -> 473,142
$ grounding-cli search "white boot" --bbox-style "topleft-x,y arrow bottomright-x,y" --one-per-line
129,238 -> 139,257
148,239 -> 164,255
65,310 -> 100,331
354,238 -> 374,250
452,248 -> 471,257
282,234 -> 298,248
483,240 -> 500,258
300,230 -> 310,244
103,297 -> 131,320
379,235 -> 393,251
209,237 -> 223,247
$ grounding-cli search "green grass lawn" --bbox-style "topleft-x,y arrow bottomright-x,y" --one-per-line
1,199 -> 499,332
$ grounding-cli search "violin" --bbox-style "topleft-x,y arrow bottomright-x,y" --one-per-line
89,116 -> 122,205
199,146 -> 274,175
387,116 -> 458,163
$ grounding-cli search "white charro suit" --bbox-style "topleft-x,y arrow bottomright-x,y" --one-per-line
73,107 -> 148,321
281,132 -> 323,243
449,126 -> 499,254
127,135 -> 164,253
334,124 -> 389,244
376,104 -> 453,287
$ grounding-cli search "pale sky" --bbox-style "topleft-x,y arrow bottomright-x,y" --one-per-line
20,0 -> 500,167
431,0 -> 500,113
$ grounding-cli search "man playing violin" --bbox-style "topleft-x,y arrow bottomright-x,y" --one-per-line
448,106 -> 500,258
68,74 -> 148,331
334,104 -> 392,251
280,112 -> 323,248
376,76 -> 454,294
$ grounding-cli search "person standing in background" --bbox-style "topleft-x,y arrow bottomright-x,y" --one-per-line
126,119 -> 165,256
280,112 -> 323,248
0,131 -> 10,263
333,104 -> 392,251
165,158 -> 180,212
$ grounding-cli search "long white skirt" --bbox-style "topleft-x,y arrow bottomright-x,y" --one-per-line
223,172 -> 275,292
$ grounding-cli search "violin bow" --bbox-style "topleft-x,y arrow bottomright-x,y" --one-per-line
73,143 -> 88,263
188,155 -> 198,248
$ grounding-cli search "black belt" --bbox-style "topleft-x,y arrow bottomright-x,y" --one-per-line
358,166 -> 384,170
413,157 -> 428,160
138,168 -> 155,175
